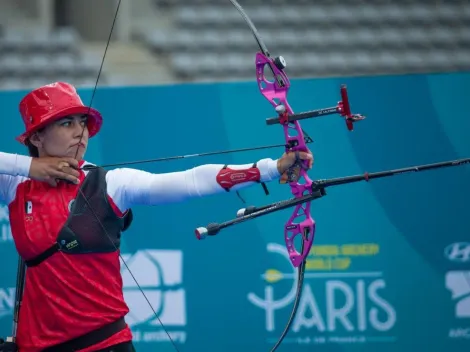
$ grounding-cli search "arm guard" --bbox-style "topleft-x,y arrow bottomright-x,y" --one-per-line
216,163 -> 269,195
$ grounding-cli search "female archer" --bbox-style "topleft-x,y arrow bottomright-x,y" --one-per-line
0,82 -> 313,352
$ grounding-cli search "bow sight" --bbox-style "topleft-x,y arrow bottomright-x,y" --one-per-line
266,85 -> 366,131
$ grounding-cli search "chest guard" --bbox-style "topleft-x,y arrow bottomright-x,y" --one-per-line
24,166 -> 133,267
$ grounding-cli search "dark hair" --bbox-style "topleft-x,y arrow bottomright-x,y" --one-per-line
25,139 -> 39,157
24,128 -> 44,158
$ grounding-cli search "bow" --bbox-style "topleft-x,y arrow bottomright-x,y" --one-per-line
193,1 -> 364,350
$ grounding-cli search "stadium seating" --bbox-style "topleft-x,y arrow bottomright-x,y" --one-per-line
141,0 -> 470,81
0,1 -> 469,89
0,26 -> 103,90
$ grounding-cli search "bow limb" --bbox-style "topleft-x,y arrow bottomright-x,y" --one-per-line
72,1 -> 180,351
270,247 -> 306,352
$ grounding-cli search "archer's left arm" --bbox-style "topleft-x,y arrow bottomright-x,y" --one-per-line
106,158 -> 281,211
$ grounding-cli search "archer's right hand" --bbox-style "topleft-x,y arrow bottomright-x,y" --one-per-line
29,157 -> 81,187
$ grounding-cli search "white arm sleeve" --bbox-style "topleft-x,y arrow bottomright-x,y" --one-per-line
106,158 -> 280,212
0,152 -> 32,204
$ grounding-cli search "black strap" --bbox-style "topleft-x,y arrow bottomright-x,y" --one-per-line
24,243 -> 60,267
122,209 -> 133,231
251,163 -> 269,196
95,341 -> 135,352
220,165 -> 229,192
42,317 -> 127,352
0,339 -> 18,352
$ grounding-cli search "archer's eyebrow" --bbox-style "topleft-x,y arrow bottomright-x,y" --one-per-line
57,115 -> 88,123
57,117 -> 73,123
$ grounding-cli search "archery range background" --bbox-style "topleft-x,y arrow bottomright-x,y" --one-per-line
0,71 -> 469,351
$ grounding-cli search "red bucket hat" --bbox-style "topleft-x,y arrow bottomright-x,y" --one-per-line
16,82 -> 103,145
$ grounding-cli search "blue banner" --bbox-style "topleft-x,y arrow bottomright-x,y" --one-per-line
0,71 -> 469,351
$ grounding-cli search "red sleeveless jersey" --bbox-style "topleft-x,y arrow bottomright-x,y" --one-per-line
8,162 -> 132,352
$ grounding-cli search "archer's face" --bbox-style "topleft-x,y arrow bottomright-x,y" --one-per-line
32,114 -> 89,160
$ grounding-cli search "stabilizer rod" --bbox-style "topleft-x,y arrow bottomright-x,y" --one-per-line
195,157 -> 470,238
